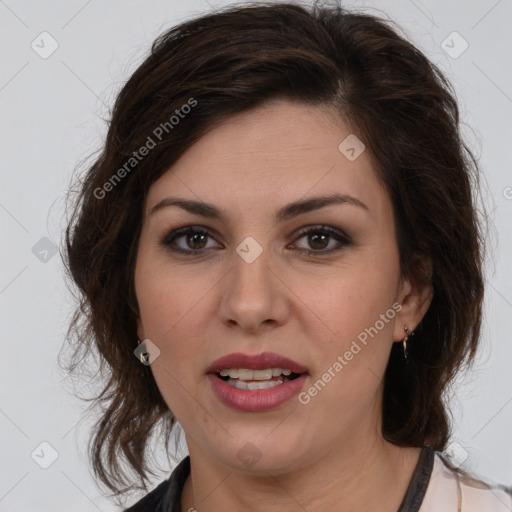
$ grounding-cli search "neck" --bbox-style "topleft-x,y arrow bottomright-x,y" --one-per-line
181,433 -> 421,512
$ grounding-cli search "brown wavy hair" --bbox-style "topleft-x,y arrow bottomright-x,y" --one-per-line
61,0 -> 486,501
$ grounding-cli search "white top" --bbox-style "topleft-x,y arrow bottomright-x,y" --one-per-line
419,452 -> 512,511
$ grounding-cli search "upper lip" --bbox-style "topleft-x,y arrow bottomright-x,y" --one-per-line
207,351 -> 308,374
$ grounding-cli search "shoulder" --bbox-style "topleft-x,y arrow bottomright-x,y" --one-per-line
419,451 -> 512,511
457,472 -> 512,511
123,478 -> 171,512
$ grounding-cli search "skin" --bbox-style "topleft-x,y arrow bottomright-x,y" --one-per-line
134,99 -> 433,512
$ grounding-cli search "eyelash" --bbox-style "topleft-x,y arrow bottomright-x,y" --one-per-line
160,225 -> 352,257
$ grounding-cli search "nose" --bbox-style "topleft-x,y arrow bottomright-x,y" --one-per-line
218,242 -> 290,333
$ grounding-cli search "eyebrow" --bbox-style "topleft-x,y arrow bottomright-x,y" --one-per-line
149,193 -> 369,222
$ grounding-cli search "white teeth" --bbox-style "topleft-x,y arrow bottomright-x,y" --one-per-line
252,368 -> 273,380
238,368 -> 254,380
219,369 -> 235,377
228,378 -> 286,390
218,367 -> 295,380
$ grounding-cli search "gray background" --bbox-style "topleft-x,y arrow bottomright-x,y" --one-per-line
0,0 -> 511,510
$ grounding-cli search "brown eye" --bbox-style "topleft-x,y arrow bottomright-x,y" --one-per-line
292,225 -> 352,256
185,232 -> 208,250
307,232 -> 330,250
161,227 -> 218,254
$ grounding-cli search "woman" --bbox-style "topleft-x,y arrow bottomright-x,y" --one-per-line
62,1 -> 512,511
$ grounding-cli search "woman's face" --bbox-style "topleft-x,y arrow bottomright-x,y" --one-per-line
135,100 -> 430,474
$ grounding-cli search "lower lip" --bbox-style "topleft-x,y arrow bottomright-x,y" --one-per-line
207,373 -> 308,412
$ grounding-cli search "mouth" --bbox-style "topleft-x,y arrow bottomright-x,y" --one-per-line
206,352 -> 309,411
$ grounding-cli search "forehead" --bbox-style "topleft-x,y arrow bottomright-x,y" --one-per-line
145,100 -> 390,223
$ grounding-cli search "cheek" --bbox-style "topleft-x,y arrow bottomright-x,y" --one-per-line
292,259 -> 399,342
135,251 -> 209,340
300,283 -> 398,428
135,264 -> 207,420
294,254 -> 400,395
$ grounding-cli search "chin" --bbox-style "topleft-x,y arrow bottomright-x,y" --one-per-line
212,433 -> 308,476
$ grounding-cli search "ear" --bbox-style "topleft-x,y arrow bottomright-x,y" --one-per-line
392,255 -> 433,342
